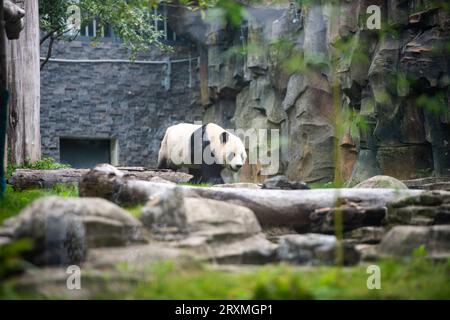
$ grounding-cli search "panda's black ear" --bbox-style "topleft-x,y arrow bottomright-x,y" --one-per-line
220,131 -> 229,144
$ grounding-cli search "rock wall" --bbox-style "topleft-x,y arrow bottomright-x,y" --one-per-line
40,39 -> 203,167
172,0 -> 450,184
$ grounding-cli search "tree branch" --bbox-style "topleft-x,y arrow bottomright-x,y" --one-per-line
40,35 -> 55,71
40,26 -> 61,46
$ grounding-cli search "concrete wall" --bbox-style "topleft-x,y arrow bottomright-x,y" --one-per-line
40,38 -> 203,167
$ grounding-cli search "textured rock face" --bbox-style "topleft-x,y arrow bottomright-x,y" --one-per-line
140,190 -> 276,264
276,234 -> 360,266
387,190 -> 450,226
378,225 -> 450,259
140,187 -> 188,235
179,1 -> 450,183
0,196 -> 147,265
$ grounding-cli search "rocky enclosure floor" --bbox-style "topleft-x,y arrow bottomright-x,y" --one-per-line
1,165 -> 449,299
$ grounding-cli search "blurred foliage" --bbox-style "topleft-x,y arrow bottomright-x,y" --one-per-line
0,239 -> 33,282
417,93 -> 448,115
124,205 -> 144,218
0,185 -> 78,225
2,254 -> 448,299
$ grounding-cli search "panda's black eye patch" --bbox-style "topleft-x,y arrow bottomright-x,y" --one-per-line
227,152 -> 235,161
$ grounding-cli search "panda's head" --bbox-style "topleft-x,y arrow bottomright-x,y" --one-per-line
208,125 -> 247,172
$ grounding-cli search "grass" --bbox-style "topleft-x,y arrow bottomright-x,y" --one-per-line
6,157 -> 70,178
99,255 -> 450,300
180,182 -> 213,188
309,181 -> 342,189
2,255 -> 448,300
124,205 -> 144,218
0,184 -> 78,224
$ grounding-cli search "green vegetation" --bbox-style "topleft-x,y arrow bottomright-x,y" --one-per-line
0,185 -> 78,225
0,240 -> 33,282
309,181 -> 341,189
1,255 -> 448,299
180,182 -> 213,188
7,156 -> 70,178
124,205 -> 144,218
86,256 -> 450,299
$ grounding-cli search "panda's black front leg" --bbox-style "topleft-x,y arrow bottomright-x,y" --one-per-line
200,164 -> 224,185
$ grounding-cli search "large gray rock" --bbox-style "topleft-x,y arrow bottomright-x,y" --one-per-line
141,194 -> 262,242
140,187 -> 188,237
310,204 -> 386,234
184,234 -> 277,265
0,196 -> 147,265
378,225 -> 450,259
344,226 -> 386,244
354,175 -> 408,190
183,197 -> 262,242
276,234 -> 360,266
386,190 -> 450,226
86,243 -> 191,269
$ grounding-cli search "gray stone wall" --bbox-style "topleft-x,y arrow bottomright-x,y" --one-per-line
40,38 -> 203,167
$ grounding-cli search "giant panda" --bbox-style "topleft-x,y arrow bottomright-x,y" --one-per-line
157,123 -> 247,184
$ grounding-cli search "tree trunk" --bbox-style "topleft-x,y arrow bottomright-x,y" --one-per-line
6,0 -> 40,165
8,167 -> 193,189
78,165 -> 424,230
1,0 -> 7,196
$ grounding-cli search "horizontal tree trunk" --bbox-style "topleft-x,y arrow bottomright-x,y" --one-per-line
8,167 -> 193,189
79,165 -> 424,230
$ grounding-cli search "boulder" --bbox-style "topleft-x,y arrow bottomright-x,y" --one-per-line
141,192 -> 263,243
310,203 -> 386,234
140,190 -> 273,264
378,225 -> 450,259
183,197 -> 262,242
0,196 -> 147,265
276,234 -> 360,266
355,244 -> 379,262
140,187 -> 188,237
354,175 -> 408,189
344,226 -> 386,244
262,175 -> 310,190
86,243 -> 191,269
187,234 -> 277,265
386,190 -> 450,226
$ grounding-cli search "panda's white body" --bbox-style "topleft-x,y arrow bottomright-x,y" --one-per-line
158,123 -> 247,184
158,123 -> 201,169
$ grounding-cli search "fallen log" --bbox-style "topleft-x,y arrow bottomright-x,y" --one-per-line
79,164 -> 424,231
8,167 -> 192,190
